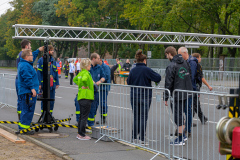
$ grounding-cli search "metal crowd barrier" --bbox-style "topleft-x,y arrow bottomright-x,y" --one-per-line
97,84 -> 172,159
0,73 -> 17,109
97,84 -> 230,160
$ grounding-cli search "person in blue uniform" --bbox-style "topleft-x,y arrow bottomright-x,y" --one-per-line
37,45 -> 59,115
87,53 -> 105,129
98,58 -> 111,124
16,39 -> 43,121
18,49 -> 39,135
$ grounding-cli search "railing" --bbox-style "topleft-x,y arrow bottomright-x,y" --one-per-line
97,84 -> 230,159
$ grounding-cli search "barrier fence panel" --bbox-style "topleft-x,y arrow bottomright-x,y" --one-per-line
203,71 -> 240,88
98,84 -> 230,159
171,89 -> 229,160
98,84 -> 172,159
0,73 -> 18,108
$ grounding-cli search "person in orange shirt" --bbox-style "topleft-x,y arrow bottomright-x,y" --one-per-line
104,59 -> 109,65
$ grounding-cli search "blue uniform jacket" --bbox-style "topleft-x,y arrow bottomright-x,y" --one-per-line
18,58 -> 39,95
100,61 -> 111,91
37,56 -> 59,90
127,63 -> 161,100
16,49 -> 40,69
89,64 -> 106,92
187,55 -> 198,91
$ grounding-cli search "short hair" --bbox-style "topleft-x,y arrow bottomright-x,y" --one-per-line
80,58 -> 91,70
135,50 -> 146,63
192,53 -> 201,58
165,46 -> 177,57
180,47 -> 188,53
48,45 -> 54,51
21,49 -> 32,59
21,39 -> 31,49
90,53 -> 98,60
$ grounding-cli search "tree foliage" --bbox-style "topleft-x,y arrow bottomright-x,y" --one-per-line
1,0 -> 240,60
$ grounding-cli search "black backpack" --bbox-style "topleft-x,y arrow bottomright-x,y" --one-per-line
195,63 -> 203,87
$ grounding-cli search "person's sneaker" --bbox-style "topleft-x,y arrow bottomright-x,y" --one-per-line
170,129 -> 178,136
96,121 -> 100,124
78,135 -> 91,140
201,117 -> 208,125
22,130 -> 35,135
192,123 -> 197,127
184,130 -> 191,138
139,140 -> 149,146
170,137 -> 185,145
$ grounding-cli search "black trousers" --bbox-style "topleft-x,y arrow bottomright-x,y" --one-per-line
193,93 -> 206,122
70,73 -> 74,85
76,70 -> 80,75
78,99 -> 92,137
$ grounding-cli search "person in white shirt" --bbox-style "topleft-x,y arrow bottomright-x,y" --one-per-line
69,59 -> 75,85
76,58 -> 81,75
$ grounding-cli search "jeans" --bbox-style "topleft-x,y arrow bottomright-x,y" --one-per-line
184,98 -> 192,133
78,99 -> 92,137
131,98 -> 151,141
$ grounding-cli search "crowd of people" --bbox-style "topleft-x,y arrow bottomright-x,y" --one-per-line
16,39 -> 212,144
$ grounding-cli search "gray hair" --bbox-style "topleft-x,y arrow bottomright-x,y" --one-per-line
180,47 -> 188,53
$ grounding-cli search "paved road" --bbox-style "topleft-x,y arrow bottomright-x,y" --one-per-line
0,69 -> 230,160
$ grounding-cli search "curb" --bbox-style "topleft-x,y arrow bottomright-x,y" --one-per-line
0,123 -> 73,160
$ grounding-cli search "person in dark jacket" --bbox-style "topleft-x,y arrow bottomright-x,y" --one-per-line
127,50 -> 161,146
18,49 -> 39,135
110,61 -> 120,84
192,53 -> 212,124
122,59 -> 132,71
178,47 -> 198,136
164,46 -> 193,145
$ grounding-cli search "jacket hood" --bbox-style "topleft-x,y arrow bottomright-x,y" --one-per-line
172,54 -> 184,64
188,55 -> 198,63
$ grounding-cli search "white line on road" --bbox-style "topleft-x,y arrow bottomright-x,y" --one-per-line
55,96 -> 62,99
2,87 -> 15,91
59,86 -> 78,89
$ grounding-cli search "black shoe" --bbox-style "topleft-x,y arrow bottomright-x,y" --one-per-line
22,130 -> 35,135
192,123 -> 197,127
201,117 -> 208,125
170,129 -> 178,136
96,121 -> 100,124
184,130 -> 191,138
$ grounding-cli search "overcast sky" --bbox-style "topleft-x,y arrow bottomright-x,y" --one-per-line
0,0 -> 13,16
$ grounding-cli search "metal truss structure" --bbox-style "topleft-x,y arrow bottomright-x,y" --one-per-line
13,24 -> 240,48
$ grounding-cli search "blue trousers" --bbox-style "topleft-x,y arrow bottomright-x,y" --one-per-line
99,90 -> 108,117
75,95 -> 80,122
15,78 -> 21,115
184,98 -> 192,133
41,89 -> 55,114
87,92 -> 99,126
131,98 -> 151,141
18,94 -> 36,130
